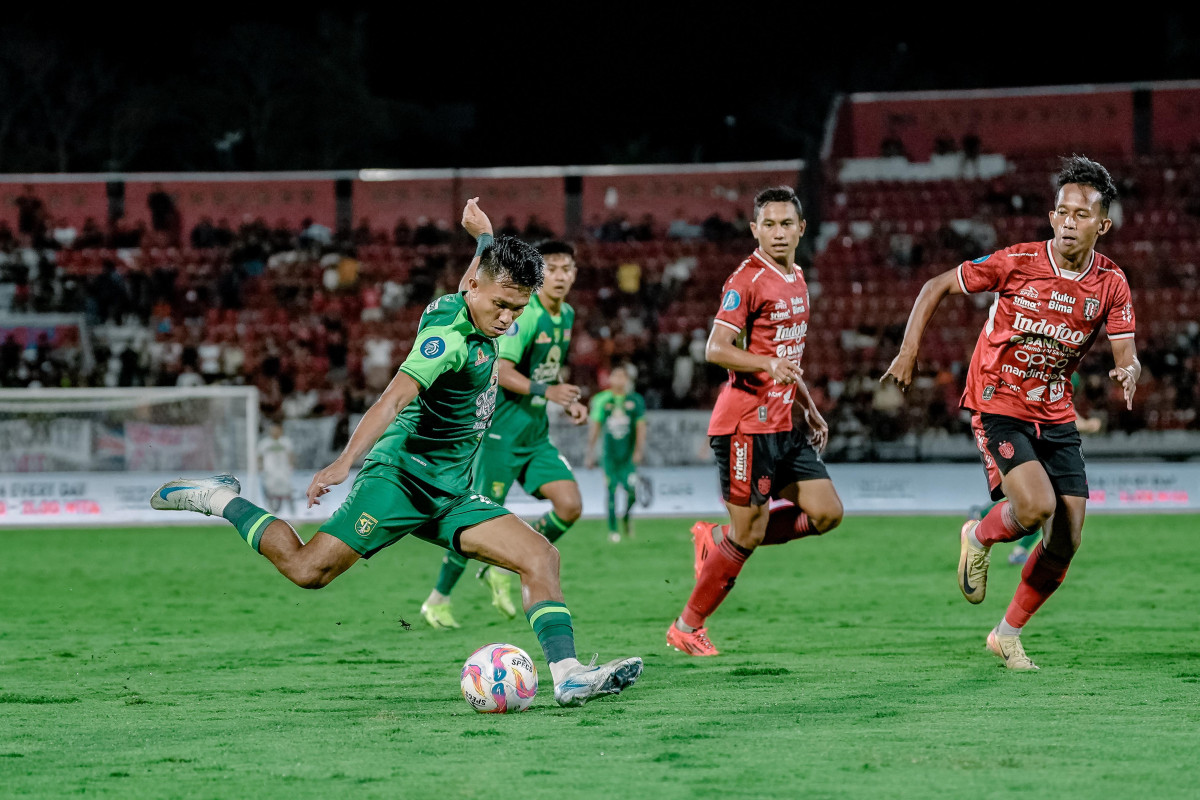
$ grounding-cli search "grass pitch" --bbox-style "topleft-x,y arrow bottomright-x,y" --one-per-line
2,514 -> 1198,799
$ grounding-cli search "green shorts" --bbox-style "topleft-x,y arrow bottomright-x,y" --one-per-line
473,431 -> 576,504
603,461 -> 637,491
322,460 -> 509,558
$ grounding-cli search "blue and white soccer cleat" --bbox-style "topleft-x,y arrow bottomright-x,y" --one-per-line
553,655 -> 643,707
150,474 -> 241,516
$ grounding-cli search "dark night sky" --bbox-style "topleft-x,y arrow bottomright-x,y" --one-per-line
4,9 -> 1199,170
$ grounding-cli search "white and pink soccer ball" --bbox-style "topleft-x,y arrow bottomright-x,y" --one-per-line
460,643 -> 538,713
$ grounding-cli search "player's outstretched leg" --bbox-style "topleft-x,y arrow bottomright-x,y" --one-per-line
150,475 -> 359,588
421,552 -> 467,629
459,514 -> 642,707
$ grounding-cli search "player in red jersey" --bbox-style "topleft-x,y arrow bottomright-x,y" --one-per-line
882,156 -> 1140,670
666,187 -> 844,656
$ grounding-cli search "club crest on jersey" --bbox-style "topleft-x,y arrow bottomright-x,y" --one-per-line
356,513 -> 378,537
421,337 -> 445,358
757,476 -> 772,496
982,386 -> 995,400
536,331 -> 553,344
998,441 -> 1015,460
722,290 -> 741,311
1084,297 -> 1100,320
474,348 -> 490,366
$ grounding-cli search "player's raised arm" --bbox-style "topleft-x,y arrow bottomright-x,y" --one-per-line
306,370 -> 421,506
458,197 -> 495,292
706,323 -> 801,385
1108,337 -> 1141,411
881,267 -> 964,390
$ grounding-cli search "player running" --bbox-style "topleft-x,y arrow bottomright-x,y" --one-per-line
665,186 -> 844,657
585,362 -> 647,543
420,239 -> 588,629
257,422 -> 296,516
882,156 -> 1139,670
150,199 -> 642,707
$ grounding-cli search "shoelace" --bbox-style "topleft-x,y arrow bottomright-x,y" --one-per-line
693,630 -> 715,650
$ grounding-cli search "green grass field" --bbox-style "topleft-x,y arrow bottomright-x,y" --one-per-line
2,515 -> 1198,799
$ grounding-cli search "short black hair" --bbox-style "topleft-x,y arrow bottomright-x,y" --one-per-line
536,239 -> 575,259
478,235 -> 544,292
1056,155 -> 1118,213
753,186 -> 804,221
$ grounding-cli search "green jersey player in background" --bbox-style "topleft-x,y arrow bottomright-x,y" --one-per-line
585,363 -> 647,543
421,238 -> 589,629
150,199 -> 642,708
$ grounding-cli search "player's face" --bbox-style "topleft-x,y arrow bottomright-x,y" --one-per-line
468,273 -> 532,338
750,202 -> 805,265
609,368 -> 630,394
1049,183 -> 1111,258
540,254 -> 577,302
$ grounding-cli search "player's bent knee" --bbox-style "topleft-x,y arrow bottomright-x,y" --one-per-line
813,510 -> 843,535
554,498 -> 583,524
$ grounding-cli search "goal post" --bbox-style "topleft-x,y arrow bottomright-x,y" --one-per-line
0,386 -> 259,526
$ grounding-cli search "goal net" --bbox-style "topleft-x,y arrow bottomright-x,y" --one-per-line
0,386 -> 258,526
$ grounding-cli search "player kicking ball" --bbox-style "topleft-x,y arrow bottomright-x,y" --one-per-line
666,186 -> 844,657
150,199 -> 642,707
420,237 -> 588,629
883,156 -> 1139,670
585,363 -> 647,543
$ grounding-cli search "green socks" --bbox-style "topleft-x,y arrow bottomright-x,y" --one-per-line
533,510 -> 572,543
435,551 -> 469,596
222,497 -> 276,553
526,601 -> 576,664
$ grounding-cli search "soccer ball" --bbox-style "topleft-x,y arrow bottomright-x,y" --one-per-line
460,642 -> 538,713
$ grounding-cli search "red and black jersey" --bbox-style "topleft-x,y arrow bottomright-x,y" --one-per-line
958,240 -> 1136,424
708,248 -> 811,436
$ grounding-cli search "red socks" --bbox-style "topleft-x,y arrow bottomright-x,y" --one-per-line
1004,542 -> 1070,628
681,537 -> 751,630
760,500 -> 818,545
975,500 -> 1035,547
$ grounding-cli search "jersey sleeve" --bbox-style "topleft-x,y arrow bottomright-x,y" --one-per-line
713,268 -> 754,333
1105,272 -> 1137,340
398,327 -> 466,389
589,391 -> 610,422
956,248 -> 1013,294
498,311 -> 537,362
631,393 -> 646,421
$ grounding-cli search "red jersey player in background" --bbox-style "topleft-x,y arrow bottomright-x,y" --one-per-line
882,156 -> 1139,670
666,186 -> 844,657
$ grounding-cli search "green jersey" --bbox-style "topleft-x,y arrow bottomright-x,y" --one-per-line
367,292 -> 500,491
589,390 -> 646,466
492,293 -> 574,442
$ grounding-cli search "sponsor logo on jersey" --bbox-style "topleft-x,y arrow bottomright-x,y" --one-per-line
775,342 -> 805,360
972,254 -> 991,263
474,348 -> 490,365
564,329 -> 572,341
982,386 -> 995,400
733,440 -> 748,483
1120,302 -> 1133,324
775,299 -> 789,310
421,337 -> 446,358
770,310 -> 791,321
722,289 -> 742,311
1020,285 -> 1039,299
504,322 -> 520,337
1049,380 -> 1065,403
1026,385 -> 1046,401
536,331 -> 553,344
1083,297 -> 1100,320
998,441 -> 1015,460
791,296 -> 806,313
1012,312 -> 1087,344
1049,290 -> 1076,313
1013,296 -> 1040,311
773,322 -> 808,342
356,513 -> 378,537
1010,252 -> 1039,257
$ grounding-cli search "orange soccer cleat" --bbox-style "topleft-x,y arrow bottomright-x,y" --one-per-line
690,521 -> 718,580
666,623 -> 720,657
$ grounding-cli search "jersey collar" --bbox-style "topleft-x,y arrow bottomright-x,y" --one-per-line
751,248 -> 797,283
1046,240 -> 1095,282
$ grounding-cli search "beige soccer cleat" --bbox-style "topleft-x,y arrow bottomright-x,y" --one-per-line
986,628 -> 1040,671
958,519 -> 991,604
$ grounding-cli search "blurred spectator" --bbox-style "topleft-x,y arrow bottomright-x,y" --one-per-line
393,217 -> 413,246
16,185 -> 47,242
51,218 -> 77,249
147,183 -> 180,242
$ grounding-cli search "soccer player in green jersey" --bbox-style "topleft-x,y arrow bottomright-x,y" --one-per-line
585,363 -> 647,543
150,199 -> 642,708
421,239 -> 589,628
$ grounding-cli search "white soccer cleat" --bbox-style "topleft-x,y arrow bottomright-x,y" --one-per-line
958,518 -> 991,604
553,655 -> 643,707
986,628 -> 1040,671
150,474 -> 241,516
